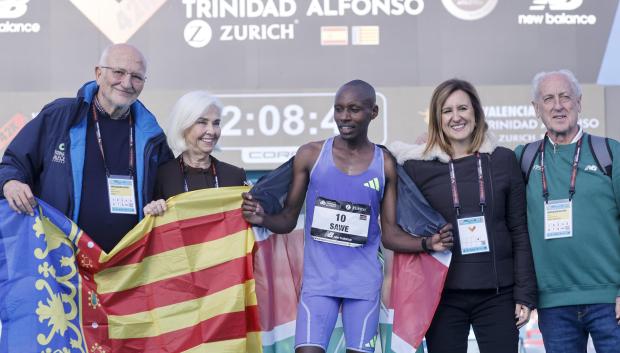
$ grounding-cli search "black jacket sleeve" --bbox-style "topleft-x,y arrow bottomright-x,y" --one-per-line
506,151 -> 538,308
144,134 -> 174,204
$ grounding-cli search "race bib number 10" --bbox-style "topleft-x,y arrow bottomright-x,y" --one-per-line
310,197 -> 371,247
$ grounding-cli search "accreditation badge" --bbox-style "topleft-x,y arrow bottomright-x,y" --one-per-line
107,175 -> 137,215
457,214 -> 490,255
544,199 -> 572,239
310,196 -> 371,247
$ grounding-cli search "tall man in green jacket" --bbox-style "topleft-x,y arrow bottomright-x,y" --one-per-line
515,69 -> 620,353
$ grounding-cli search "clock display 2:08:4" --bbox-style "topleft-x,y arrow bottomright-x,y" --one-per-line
220,103 -> 339,138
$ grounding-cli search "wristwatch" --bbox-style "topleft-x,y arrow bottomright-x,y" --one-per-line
421,237 -> 433,254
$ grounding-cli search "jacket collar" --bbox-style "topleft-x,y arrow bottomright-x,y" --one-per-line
77,80 -> 98,105
546,126 -> 583,147
388,131 -> 498,164
75,81 -> 163,137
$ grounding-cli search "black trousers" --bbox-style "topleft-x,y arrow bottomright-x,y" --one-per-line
425,287 -> 519,353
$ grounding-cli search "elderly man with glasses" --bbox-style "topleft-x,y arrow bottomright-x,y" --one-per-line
0,43 -> 173,252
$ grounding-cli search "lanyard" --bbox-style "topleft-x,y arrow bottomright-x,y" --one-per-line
448,152 -> 486,217
539,134 -> 583,202
178,157 -> 219,192
91,103 -> 134,178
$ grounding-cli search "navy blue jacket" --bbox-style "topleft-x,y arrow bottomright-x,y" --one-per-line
0,81 -> 173,221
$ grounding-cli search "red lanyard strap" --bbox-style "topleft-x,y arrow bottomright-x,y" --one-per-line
539,135 -> 582,202
178,157 -> 219,193
91,103 -> 134,178
448,152 -> 486,216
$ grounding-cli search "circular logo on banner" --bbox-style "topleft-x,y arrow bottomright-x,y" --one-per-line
184,20 -> 212,48
441,0 -> 498,21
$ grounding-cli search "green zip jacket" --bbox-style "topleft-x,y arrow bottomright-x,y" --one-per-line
515,133 -> 620,308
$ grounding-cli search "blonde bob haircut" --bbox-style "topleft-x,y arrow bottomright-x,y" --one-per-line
166,90 -> 223,157
424,79 -> 488,158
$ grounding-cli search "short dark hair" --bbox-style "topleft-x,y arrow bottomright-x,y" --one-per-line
338,79 -> 376,107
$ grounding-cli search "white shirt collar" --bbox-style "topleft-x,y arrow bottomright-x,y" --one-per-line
570,126 -> 584,143
548,126 -> 583,146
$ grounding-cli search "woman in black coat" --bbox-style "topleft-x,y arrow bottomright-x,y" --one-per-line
389,79 -> 537,353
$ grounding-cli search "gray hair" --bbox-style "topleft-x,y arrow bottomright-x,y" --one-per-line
98,43 -> 147,71
167,90 -> 223,157
531,69 -> 581,101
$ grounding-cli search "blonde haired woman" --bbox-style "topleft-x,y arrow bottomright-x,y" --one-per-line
390,79 -> 537,353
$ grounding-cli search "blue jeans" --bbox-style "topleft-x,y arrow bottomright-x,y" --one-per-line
538,304 -> 620,353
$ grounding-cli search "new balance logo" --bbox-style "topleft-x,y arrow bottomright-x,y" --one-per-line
0,0 -> 28,19
529,0 -> 583,11
364,177 -> 380,191
584,165 -> 598,172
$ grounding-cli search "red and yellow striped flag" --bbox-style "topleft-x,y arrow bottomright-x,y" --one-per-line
76,186 -> 261,352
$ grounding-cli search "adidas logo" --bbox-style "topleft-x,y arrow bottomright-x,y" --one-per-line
364,177 -> 380,191
364,335 -> 377,349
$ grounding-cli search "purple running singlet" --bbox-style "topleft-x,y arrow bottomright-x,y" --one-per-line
302,137 -> 385,300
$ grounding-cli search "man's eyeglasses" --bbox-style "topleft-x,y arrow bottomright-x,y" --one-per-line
99,66 -> 146,85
